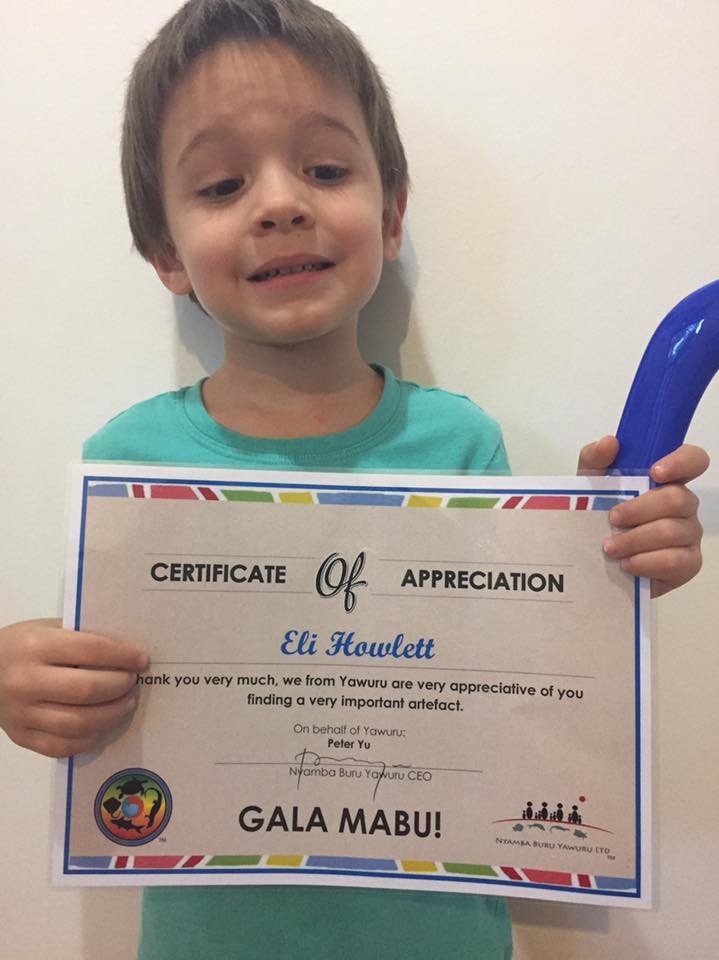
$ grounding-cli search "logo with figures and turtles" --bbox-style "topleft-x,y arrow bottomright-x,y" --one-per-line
94,768 -> 172,846
493,796 -> 614,844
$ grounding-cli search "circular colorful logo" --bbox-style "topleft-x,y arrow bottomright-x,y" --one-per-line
94,768 -> 172,846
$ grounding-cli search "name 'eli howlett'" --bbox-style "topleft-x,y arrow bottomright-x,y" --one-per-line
281,629 -> 436,661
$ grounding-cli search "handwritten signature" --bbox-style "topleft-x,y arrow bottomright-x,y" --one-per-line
294,748 -> 412,801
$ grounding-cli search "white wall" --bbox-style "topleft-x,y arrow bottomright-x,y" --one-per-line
2,1 -> 717,957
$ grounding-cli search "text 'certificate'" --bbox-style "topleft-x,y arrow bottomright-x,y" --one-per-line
55,466 -> 651,907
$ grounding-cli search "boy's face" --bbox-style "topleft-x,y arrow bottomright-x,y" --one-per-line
151,41 -> 405,353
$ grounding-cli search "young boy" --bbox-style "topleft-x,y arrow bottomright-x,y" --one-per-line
0,1 -> 708,958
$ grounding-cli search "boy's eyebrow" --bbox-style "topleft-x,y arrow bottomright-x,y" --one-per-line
299,110 -> 362,148
176,110 -> 362,169
177,126 -> 232,170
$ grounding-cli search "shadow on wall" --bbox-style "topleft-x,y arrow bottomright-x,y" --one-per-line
81,887 -> 142,960
509,898 -> 613,960
358,237 -> 419,380
174,295 -> 225,379
171,232 -> 424,384
696,485 -> 719,537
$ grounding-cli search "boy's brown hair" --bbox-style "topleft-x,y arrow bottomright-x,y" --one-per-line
122,0 -> 409,259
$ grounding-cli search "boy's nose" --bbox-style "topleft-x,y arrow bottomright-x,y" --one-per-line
251,172 -> 315,235
259,211 -> 308,232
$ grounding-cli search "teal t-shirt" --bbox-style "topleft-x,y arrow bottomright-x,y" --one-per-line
84,366 -> 512,960
83,365 -> 508,475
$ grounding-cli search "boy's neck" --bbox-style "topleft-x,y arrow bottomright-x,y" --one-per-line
202,337 -> 384,440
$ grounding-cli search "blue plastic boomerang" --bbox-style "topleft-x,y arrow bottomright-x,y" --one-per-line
612,278 -> 719,472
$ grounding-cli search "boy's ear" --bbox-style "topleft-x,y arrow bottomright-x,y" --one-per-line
147,236 -> 193,296
382,186 -> 407,262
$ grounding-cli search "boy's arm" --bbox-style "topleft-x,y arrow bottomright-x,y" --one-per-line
0,619 -> 148,757
577,437 -> 709,597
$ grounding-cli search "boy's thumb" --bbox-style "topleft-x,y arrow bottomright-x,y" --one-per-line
577,435 -> 619,475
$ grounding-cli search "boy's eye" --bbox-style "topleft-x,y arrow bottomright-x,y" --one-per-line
199,178 -> 244,199
308,165 -> 347,183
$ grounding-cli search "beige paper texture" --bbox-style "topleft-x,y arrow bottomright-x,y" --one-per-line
58,467 -> 650,906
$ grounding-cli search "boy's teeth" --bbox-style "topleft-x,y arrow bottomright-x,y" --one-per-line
254,262 -> 330,281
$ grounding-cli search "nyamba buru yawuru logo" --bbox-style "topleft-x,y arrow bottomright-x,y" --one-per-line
94,768 -> 172,845
493,796 -> 615,857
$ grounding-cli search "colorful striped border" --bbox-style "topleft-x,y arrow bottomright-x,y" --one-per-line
87,480 -> 630,512
67,853 -> 635,893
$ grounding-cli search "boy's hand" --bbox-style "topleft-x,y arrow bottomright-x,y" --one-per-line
0,619 -> 149,758
577,437 -> 709,597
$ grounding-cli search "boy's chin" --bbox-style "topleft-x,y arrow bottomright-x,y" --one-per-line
218,318 -> 359,354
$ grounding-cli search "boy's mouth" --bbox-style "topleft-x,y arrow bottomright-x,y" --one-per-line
248,257 -> 334,283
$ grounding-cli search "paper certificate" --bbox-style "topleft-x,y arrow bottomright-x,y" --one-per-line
55,465 -> 651,907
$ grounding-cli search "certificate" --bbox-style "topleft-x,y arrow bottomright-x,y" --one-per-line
55,465 -> 651,907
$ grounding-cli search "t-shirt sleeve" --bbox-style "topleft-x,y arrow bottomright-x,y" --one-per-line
82,405 -> 155,462
81,389 -> 189,464
482,430 -> 511,475
399,379 -> 510,475
440,393 -> 510,475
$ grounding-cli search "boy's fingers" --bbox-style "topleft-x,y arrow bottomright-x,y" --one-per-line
578,440 -> 710,482
42,632 -> 149,673
27,693 -> 137,742
577,436 -> 619,475
619,546 -> 703,597
33,664 -> 140,706
603,516 -> 701,559
608,485 -> 700,527
8,728 -> 96,759
650,444 -> 710,485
